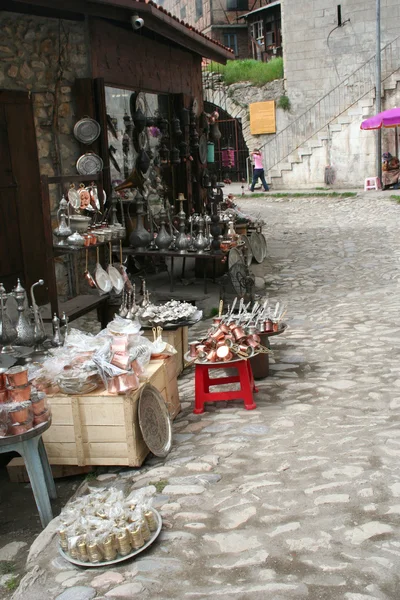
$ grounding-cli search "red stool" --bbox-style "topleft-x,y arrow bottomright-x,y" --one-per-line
194,359 -> 258,414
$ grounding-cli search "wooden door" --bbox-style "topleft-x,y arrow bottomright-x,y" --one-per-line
0,91 -> 47,303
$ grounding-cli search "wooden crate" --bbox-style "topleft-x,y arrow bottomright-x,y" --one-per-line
142,326 -> 188,376
43,360 -> 180,468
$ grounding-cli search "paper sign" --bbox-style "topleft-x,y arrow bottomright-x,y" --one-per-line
250,101 -> 276,134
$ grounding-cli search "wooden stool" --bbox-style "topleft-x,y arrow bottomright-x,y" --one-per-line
364,177 -> 381,191
194,359 -> 258,414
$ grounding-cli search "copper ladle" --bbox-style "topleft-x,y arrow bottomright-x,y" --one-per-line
84,248 -> 97,289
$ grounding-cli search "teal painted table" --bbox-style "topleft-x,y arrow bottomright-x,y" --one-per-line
0,420 -> 56,527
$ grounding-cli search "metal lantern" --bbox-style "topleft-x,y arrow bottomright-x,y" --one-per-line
171,117 -> 182,137
159,144 -> 170,165
171,146 -> 180,165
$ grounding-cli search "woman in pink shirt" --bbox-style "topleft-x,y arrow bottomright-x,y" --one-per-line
250,149 -> 269,192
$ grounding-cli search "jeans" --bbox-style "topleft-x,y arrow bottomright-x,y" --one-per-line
251,168 -> 269,192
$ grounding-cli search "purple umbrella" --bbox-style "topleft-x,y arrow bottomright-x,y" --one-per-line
361,107 -> 400,130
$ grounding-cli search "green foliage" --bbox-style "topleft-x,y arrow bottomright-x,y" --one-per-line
390,194 -> 400,202
209,307 -> 219,318
149,479 -> 169,493
0,562 -> 15,575
277,95 -> 291,111
5,576 -> 19,591
205,58 -> 284,86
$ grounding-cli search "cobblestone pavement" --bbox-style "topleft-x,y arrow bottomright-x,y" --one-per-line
12,192 -> 400,600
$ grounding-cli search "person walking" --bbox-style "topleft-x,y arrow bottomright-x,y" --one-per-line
250,149 -> 269,192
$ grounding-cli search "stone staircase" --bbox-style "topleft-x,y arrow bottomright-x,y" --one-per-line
262,36 -> 400,188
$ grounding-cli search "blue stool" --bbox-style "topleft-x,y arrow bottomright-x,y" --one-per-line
0,421 -> 56,527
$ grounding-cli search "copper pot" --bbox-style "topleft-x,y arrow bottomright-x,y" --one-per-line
216,345 -> 231,361
212,317 -> 222,325
264,319 -> 273,332
228,323 -> 237,332
33,409 -> 50,425
220,324 -> 230,335
5,366 -> 28,388
31,392 -> 46,416
246,337 -> 260,349
232,326 -> 246,342
9,401 -> 32,424
273,322 -> 279,332
8,384 -> 31,402
211,328 -> 225,342
206,349 -> 217,362
0,389 -> 8,404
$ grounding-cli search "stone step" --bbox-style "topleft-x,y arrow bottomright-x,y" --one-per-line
329,123 -> 343,133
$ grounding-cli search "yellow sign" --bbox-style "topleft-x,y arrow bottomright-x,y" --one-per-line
249,101 -> 276,135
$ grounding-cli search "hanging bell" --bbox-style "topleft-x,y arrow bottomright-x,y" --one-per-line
171,117 -> 182,137
210,122 -> 222,141
133,108 -> 146,133
171,146 -> 180,165
159,144 -> 170,164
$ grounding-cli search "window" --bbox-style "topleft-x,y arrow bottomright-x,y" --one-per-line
180,5 -> 186,19
223,33 -> 238,55
227,0 -> 248,9
251,20 -> 264,42
265,14 -> 276,47
195,0 -> 203,20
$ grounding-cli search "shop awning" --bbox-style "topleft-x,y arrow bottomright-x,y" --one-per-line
241,1 -> 281,19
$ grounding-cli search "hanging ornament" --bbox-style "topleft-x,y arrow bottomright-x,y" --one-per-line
171,146 -> 180,165
159,144 -> 170,165
133,107 -> 146,133
179,141 -> 189,159
123,113 -> 134,138
159,117 -> 169,137
146,116 -> 156,127
181,108 -> 190,127
136,149 -> 150,174
210,122 -> 222,141
171,117 -> 182,137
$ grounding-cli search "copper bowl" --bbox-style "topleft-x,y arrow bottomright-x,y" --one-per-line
9,401 -> 32,424
33,409 -> 50,425
31,392 -> 47,416
0,389 -> 8,404
5,366 -> 28,388
7,384 -> 31,403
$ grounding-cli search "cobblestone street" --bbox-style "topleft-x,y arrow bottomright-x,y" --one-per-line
12,192 -> 400,600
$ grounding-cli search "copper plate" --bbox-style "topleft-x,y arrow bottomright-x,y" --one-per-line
138,384 -> 172,457
250,232 -> 264,264
59,509 -> 162,568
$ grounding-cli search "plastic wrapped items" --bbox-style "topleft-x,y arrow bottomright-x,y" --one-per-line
5,366 -> 28,387
7,401 -> 32,424
0,406 -> 8,437
7,384 -> 31,403
57,370 -> 101,395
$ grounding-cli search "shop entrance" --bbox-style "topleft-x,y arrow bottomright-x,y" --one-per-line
204,101 -> 249,183
0,91 -> 47,301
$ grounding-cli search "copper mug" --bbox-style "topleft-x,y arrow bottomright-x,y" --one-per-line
264,319 -> 273,332
220,324 -> 230,335
232,326 -> 246,342
273,322 -> 279,332
6,366 -> 28,388
9,401 -> 32,424
211,328 -> 225,342
206,349 -> 217,362
0,368 -> 7,391
8,384 -> 31,402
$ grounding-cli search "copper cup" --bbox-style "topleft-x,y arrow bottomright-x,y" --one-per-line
196,344 -> 206,353
228,322 -> 237,332
273,322 -> 279,332
220,324 -> 230,335
189,341 -> 199,358
212,317 -> 222,325
211,328 -> 225,342
9,401 -> 32,424
0,368 -> 7,391
246,337 -> 260,349
5,366 -> 28,388
8,384 -> 31,402
33,409 -> 50,425
83,234 -> 91,247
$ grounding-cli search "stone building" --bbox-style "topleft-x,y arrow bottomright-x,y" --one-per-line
160,0 -> 268,58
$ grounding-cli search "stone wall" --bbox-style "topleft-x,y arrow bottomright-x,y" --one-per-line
0,12 -> 90,192
203,71 -> 287,153
282,0 -> 400,111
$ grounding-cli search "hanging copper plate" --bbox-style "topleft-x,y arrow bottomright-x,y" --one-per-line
138,384 -> 172,457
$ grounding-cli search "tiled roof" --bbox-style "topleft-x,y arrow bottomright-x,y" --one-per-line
133,0 -> 234,55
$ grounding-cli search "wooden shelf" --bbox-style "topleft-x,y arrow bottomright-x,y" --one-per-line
41,294 -> 109,323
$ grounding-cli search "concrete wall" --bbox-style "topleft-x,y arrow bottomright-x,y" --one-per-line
282,0 -> 400,110
0,12 -> 90,184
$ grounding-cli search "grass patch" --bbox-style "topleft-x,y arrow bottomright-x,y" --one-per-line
206,58 -> 283,86
209,307 -> 219,318
5,576 -> 18,591
277,95 -> 291,111
241,192 -> 357,199
390,194 -> 400,202
149,479 -> 169,494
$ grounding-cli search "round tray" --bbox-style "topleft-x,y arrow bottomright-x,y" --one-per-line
184,351 -> 247,366
261,323 -> 287,337
59,509 -> 162,568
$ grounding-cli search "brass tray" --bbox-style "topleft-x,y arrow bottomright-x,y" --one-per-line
59,509 -> 162,568
184,351 -> 249,366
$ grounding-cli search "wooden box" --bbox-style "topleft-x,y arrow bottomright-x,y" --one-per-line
43,359 -> 181,468
142,326 -> 188,376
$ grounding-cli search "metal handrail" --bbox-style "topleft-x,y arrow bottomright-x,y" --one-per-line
260,34 -> 400,172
